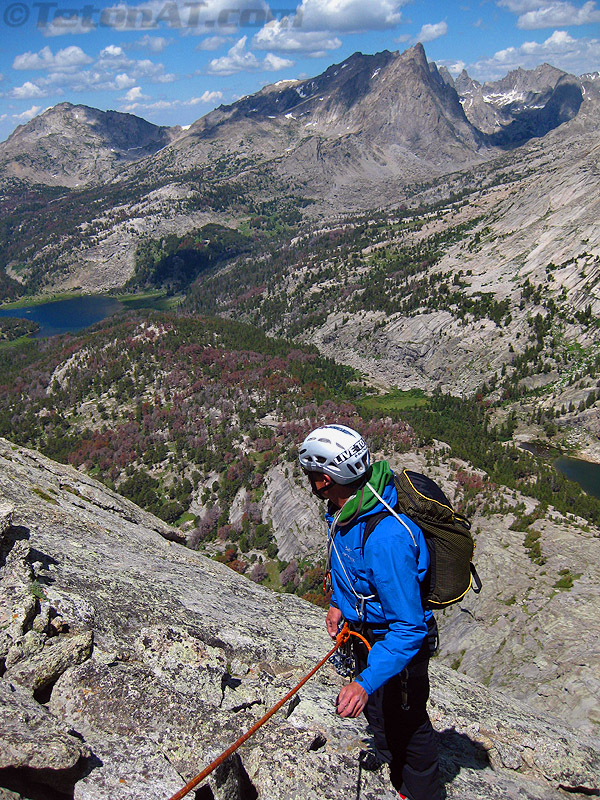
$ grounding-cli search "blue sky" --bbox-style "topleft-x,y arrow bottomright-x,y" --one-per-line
0,0 -> 599,141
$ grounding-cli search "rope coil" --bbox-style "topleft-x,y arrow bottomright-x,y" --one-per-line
167,623 -> 370,800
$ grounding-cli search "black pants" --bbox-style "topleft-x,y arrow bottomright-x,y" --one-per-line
353,618 -> 441,800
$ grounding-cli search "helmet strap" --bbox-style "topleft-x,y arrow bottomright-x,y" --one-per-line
307,472 -> 331,500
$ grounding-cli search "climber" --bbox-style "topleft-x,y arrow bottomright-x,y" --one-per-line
298,424 -> 441,800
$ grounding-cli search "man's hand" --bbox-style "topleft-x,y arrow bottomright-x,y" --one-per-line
336,681 -> 368,718
326,605 -> 342,639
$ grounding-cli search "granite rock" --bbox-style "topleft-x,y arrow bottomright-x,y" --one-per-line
0,436 -> 599,800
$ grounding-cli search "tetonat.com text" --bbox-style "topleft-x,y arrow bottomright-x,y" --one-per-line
3,3 -> 302,30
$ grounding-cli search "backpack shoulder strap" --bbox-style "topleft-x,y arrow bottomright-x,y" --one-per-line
361,510 -> 391,554
361,477 -> 420,554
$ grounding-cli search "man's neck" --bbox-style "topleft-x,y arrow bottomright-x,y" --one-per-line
327,486 -> 356,510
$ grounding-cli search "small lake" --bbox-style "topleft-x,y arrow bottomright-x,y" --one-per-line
554,456 -> 600,501
0,295 -> 124,338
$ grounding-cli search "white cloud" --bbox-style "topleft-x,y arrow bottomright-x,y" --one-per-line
196,36 -> 230,51
9,47 -> 177,99
115,73 -> 136,90
263,53 -> 295,70
12,105 -> 43,122
101,45 -> 125,58
208,37 -> 258,74
12,81 -> 47,99
131,35 -> 172,52
122,92 -> 223,113
417,21 -> 448,43
497,0 -> 548,10
291,0 -> 408,32
122,86 -> 150,102
189,90 -> 224,104
497,0 -> 600,28
470,29 -> 600,78
13,45 -> 92,71
519,1 -> 600,28
252,19 -> 342,54
123,99 -> 172,112
207,36 -> 293,75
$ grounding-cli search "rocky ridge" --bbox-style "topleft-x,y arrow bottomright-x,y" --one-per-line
453,63 -> 582,139
2,44 -> 592,299
1,437 -> 600,799
0,103 -> 181,188
293,116 -> 600,424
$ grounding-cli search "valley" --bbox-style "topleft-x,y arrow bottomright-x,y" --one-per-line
1,41 -> 600,755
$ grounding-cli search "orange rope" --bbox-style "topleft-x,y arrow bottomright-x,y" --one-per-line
166,623 -> 370,800
346,628 -> 372,652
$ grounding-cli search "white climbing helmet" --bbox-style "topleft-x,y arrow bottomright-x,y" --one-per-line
298,424 -> 370,485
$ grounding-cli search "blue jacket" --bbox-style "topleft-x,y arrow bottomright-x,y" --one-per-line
326,476 -> 432,694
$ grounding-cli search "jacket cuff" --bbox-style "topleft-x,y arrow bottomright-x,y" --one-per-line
355,673 -> 372,695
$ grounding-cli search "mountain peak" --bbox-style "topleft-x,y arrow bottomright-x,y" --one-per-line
0,103 -> 180,187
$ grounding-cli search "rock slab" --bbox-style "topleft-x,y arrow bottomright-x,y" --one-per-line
0,436 -> 599,800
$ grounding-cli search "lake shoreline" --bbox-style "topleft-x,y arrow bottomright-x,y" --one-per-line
0,288 -> 172,312
0,291 -> 85,311
0,291 -> 181,338
519,439 -> 600,499
519,437 -> 600,467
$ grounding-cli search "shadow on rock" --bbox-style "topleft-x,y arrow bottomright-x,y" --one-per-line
29,545 -> 60,578
438,727 -> 490,795
189,753 -> 258,800
0,525 -> 30,568
0,750 -> 102,800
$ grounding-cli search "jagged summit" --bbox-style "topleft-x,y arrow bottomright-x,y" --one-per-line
189,45 -> 480,159
454,62 -> 583,139
161,43 -> 485,215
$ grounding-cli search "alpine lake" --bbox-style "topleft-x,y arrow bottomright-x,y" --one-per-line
520,441 -> 600,501
0,292 -> 178,338
554,455 -> 600,501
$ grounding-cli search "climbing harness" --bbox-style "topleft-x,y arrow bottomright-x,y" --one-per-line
166,623 -> 371,800
329,638 -> 354,678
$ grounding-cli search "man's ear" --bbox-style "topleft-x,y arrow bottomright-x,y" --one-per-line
322,474 -> 334,487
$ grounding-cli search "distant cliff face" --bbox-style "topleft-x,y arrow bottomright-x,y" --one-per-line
158,44 -> 485,205
454,63 -> 583,139
1,437 -> 600,799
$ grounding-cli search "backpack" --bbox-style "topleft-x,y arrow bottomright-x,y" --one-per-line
363,470 -> 482,609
